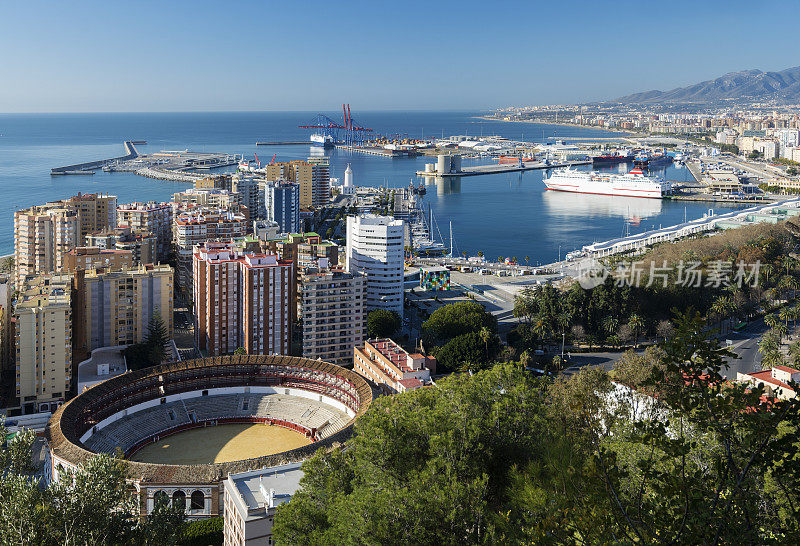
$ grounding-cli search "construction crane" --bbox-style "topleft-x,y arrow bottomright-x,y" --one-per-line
269,154 -> 277,165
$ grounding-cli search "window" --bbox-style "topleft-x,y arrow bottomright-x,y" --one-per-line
154,490 -> 168,507
190,490 -> 205,511
172,491 -> 186,510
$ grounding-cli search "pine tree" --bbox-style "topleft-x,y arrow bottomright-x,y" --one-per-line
145,310 -> 169,366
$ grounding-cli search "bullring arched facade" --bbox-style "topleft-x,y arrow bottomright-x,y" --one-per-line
45,355 -> 373,518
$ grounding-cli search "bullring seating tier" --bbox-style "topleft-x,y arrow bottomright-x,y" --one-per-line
82,394 -> 350,455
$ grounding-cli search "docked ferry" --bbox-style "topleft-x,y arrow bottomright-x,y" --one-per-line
543,168 -> 673,199
311,133 -> 335,148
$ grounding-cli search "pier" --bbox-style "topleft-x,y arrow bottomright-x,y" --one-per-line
51,141 -> 140,175
335,144 -> 421,157
416,160 -> 591,178
255,141 -> 307,146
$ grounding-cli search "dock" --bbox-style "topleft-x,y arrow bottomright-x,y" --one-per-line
336,144 -> 421,157
415,160 -> 591,177
51,141 -> 140,175
255,141 -> 307,146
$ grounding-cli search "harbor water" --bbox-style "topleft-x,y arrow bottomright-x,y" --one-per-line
0,111 -> 741,262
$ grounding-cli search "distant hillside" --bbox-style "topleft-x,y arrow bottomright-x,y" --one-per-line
614,66 -> 800,104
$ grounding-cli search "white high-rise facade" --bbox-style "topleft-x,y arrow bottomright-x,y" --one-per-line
346,214 -> 404,318
776,129 -> 800,159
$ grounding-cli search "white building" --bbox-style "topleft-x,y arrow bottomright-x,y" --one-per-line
263,181 -> 300,234
775,129 -> 800,159
340,163 -> 357,195
715,128 -> 738,146
222,462 -> 304,546
346,214 -> 404,318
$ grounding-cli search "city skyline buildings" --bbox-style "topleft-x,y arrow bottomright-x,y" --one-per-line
4,1 -> 800,112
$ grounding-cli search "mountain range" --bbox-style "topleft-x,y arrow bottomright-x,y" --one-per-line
614,66 -> 800,104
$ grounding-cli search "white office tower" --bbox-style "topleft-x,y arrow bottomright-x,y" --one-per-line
346,214 -> 404,318
264,181 -> 300,234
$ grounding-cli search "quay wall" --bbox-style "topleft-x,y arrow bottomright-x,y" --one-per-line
51,141 -> 140,174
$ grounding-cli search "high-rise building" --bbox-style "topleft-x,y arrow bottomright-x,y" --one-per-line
193,242 -> 293,356
0,276 -> 12,378
346,215 -> 404,318
265,158 -> 331,208
776,129 -> 800,159
299,263 -> 365,365
172,188 -> 241,212
64,193 -> 118,239
306,157 -> 331,208
262,233 -> 339,269
173,210 -> 248,293
15,274 -> 73,414
14,204 -> 79,285
72,264 -> 174,360
264,181 -> 300,234
85,226 -> 157,266
63,247 -> 134,273
231,175 -> 265,220
116,202 -> 173,259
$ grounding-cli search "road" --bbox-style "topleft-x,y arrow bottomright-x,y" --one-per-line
721,319 -> 767,379
560,319 -> 769,380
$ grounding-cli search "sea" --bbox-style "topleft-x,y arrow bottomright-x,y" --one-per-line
0,111 -> 742,264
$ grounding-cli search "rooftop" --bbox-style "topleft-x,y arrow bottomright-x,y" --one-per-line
227,462 -> 304,518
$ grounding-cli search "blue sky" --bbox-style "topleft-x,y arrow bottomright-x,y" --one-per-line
2,0 -> 800,112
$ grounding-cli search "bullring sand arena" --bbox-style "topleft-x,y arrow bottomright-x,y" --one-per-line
129,423 -> 312,465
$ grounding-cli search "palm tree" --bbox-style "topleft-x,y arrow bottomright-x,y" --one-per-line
788,341 -> 800,366
761,263 -> 775,286
780,275 -> 798,298
524,256 -> 530,267
477,250 -> 484,260
519,350 -> 531,370
498,256 -> 504,264
461,251 -> 467,259
758,332 -> 782,370
628,313 -> 645,347
711,296 -> 732,332
765,313 -> 780,330
780,306 -> 793,331
512,256 -> 518,265
479,327 -> 491,359
601,315 -> 619,337
773,322 -> 789,344
782,254 -> 796,277
532,315 -> 552,343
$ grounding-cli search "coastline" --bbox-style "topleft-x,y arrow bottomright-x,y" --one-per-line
475,115 -> 639,136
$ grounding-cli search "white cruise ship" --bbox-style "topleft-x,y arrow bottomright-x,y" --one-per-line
543,168 -> 673,199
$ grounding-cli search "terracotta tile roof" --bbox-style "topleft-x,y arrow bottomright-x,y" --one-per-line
398,378 -> 423,389
746,370 -> 796,393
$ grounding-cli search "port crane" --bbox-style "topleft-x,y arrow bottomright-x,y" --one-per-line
298,105 -> 373,146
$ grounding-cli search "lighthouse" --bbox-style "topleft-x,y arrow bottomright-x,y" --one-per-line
342,164 -> 356,194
